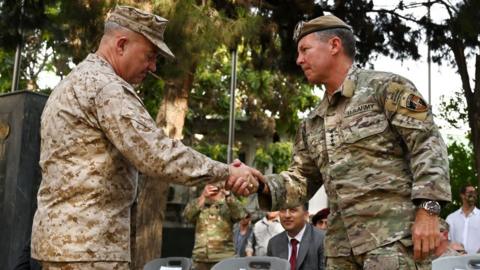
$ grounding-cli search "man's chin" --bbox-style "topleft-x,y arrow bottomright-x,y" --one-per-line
304,75 -> 320,84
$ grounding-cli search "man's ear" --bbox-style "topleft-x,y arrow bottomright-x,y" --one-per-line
115,36 -> 128,56
329,36 -> 342,56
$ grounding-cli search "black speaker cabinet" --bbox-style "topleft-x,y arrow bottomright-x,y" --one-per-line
0,91 -> 47,269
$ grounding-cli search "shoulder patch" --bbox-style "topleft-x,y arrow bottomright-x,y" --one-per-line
385,82 -> 429,120
402,94 -> 428,112
398,91 -> 429,121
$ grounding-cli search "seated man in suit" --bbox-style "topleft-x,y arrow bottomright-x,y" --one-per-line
267,204 -> 325,270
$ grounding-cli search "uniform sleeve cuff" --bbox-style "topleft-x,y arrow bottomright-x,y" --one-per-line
211,161 -> 229,182
257,174 -> 286,211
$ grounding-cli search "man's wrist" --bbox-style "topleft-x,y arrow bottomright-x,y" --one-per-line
416,200 -> 441,216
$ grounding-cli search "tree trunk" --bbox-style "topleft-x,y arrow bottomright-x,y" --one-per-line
449,41 -> 480,187
471,54 -> 480,188
131,69 -> 195,270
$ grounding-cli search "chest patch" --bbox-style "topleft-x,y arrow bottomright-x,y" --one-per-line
345,103 -> 376,117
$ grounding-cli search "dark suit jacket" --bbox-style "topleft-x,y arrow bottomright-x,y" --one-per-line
267,223 -> 325,270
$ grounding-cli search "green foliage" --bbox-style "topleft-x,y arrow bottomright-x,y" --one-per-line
254,141 -> 293,173
0,0 -> 112,92
439,91 -> 469,129
0,49 -> 14,93
194,143 -> 237,163
155,0 -> 262,78
188,45 -> 318,137
441,140 -> 478,218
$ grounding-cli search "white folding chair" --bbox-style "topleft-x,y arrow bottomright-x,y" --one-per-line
143,257 -> 192,270
211,256 -> 290,270
432,254 -> 480,270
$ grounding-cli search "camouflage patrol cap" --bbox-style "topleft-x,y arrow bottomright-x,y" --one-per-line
106,5 -> 175,60
439,218 -> 449,232
293,15 -> 352,43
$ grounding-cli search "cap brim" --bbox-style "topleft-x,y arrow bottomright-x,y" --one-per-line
143,33 -> 175,60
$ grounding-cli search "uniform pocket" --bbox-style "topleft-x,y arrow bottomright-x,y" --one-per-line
306,131 -> 326,166
342,112 -> 388,143
364,255 -> 399,270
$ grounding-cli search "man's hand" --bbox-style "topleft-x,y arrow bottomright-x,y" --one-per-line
412,208 -> 441,261
225,159 -> 265,196
202,184 -> 219,199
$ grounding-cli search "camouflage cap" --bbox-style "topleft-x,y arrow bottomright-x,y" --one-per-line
106,5 -> 175,60
439,218 -> 449,232
293,15 -> 352,43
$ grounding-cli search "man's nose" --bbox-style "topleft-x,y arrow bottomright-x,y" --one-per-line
296,54 -> 303,66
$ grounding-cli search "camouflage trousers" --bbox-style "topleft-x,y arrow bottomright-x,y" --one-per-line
326,241 -> 431,270
193,261 -> 217,270
41,261 -> 130,270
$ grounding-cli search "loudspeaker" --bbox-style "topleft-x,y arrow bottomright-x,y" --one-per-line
0,91 -> 47,269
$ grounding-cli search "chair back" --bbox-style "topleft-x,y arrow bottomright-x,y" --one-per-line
432,254 -> 480,270
143,257 -> 192,270
211,256 -> 290,270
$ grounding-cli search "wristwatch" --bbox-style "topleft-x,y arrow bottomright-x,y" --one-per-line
417,200 -> 441,215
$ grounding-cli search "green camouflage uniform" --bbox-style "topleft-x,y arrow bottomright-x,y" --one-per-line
183,194 -> 246,264
31,53 -> 229,263
259,66 -> 451,269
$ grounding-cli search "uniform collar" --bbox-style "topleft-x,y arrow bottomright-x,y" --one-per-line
309,64 -> 359,118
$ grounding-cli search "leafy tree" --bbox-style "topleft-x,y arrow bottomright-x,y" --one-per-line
254,142 -> 293,173
0,0 -> 111,93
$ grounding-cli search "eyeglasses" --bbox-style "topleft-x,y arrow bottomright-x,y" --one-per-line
293,20 -> 306,42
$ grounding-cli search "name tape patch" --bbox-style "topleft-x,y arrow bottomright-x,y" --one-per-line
345,103 -> 376,117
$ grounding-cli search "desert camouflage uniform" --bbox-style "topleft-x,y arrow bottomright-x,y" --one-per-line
31,53 -> 229,263
41,261 -> 129,270
259,66 -> 451,269
183,194 -> 245,264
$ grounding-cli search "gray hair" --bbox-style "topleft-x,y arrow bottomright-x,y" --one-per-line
315,28 -> 356,59
104,21 -> 131,36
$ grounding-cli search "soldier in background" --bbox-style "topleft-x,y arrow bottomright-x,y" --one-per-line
311,208 -> 330,231
229,15 -> 451,269
434,219 -> 465,258
31,5 -> 261,270
183,184 -> 246,270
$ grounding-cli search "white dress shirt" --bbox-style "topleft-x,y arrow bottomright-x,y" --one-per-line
246,217 -> 284,256
287,224 -> 307,260
446,207 -> 480,254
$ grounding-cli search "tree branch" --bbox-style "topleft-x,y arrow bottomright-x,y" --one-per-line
449,40 -> 472,97
368,8 -> 420,23
475,54 -> 480,94
33,50 -> 52,78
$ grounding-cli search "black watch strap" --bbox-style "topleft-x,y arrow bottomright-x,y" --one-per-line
257,181 -> 265,194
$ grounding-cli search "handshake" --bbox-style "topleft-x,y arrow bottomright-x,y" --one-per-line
225,159 -> 267,197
